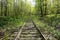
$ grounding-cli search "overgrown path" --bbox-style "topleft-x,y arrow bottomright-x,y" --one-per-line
0,20 -> 46,40
15,21 -> 45,40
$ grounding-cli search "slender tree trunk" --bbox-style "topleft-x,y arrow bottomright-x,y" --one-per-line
44,0 -> 47,15
1,0 -> 3,16
4,0 -> 8,16
40,0 -> 43,17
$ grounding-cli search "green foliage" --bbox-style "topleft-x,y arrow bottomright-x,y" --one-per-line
0,0 -> 31,27
0,0 -> 60,39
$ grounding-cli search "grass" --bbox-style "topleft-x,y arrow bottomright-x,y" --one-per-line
32,15 -> 60,39
0,14 -> 60,39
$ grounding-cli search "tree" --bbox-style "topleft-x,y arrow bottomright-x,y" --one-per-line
4,0 -> 8,16
35,0 -> 48,17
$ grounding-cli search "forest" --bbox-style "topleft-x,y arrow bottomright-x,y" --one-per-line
0,0 -> 60,40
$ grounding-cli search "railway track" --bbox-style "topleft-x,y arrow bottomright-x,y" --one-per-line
0,20 -> 46,40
